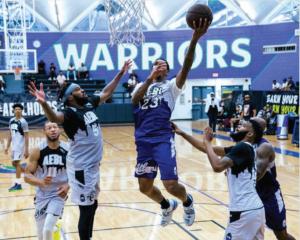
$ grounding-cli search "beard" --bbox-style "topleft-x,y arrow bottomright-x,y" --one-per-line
47,135 -> 59,142
230,130 -> 248,142
73,95 -> 88,106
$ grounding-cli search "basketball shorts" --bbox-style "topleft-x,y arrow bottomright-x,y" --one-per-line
224,207 -> 265,240
134,138 -> 178,180
11,150 -> 23,161
67,162 -> 100,206
263,189 -> 287,231
34,197 -> 65,222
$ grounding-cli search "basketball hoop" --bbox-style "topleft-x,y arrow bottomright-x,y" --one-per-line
14,67 -> 22,81
104,0 -> 145,46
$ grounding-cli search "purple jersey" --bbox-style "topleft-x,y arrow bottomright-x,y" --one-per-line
132,78 -> 182,143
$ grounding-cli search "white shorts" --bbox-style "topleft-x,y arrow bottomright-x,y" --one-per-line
67,162 -> 100,206
34,197 -> 65,222
11,150 -> 23,161
224,207 -> 265,240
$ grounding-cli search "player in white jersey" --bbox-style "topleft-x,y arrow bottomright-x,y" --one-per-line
29,60 -> 132,240
24,122 -> 69,240
131,19 -> 210,227
5,103 -> 29,191
173,120 -> 273,240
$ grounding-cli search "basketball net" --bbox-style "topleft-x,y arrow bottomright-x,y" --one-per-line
104,0 -> 145,46
14,67 -> 22,81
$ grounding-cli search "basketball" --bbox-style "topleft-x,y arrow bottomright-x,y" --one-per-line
186,4 -> 213,29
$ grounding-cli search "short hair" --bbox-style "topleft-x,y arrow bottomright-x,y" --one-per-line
12,103 -> 24,110
249,119 -> 264,143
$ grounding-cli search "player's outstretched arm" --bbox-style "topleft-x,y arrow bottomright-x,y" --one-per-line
171,122 -> 226,156
28,81 -> 64,124
131,60 -> 168,105
256,142 -> 275,180
203,127 -> 233,172
99,60 -> 132,104
176,18 -> 210,89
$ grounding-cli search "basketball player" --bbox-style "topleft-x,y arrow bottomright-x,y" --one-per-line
173,118 -> 296,240
173,120 -> 269,239
28,60 -> 132,240
250,118 -> 295,240
131,19 -> 210,227
24,121 -> 69,240
4,103 -> 29,191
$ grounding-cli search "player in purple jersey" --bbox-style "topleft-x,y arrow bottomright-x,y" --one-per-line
131,18 -> 210,227
252,118 -> 295,240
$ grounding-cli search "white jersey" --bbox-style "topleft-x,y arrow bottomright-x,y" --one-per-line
225,142 -> 263,212
9,117 -> 28,151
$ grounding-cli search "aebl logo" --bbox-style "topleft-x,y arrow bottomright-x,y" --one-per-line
53,38 -> 251,71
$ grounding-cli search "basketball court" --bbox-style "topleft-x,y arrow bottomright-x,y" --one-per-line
0,121 -> 299,239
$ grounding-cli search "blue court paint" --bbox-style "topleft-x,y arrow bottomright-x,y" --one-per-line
191,128 -> 299,158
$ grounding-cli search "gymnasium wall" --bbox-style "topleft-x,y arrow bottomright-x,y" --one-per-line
0,22 -> 298,90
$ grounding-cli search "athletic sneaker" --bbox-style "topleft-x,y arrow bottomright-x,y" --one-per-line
161,199 -> 178,227
183,194 -> 195,226
8,183 -> 22,192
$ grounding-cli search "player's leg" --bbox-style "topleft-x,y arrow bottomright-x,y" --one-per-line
9,151 -> 23,191
78,202 -> 97,240
36,216 -> 46,240
154,139 -> 195,226
43,213 -> 59,240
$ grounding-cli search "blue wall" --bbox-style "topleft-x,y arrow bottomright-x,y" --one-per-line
0,23 -> 298,90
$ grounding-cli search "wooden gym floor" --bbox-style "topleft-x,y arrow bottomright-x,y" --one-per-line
0,120 -> 299,240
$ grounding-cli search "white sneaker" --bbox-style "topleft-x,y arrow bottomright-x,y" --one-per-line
183,194 -> 195,226
161,199 -> 178,227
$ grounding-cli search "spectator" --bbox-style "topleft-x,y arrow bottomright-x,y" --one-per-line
57,71 -> 67,87
230,105 -> 242,132
0,74 -> 6,94
67,63 -> 77,80
38,60 -> 46,74
243,78 -> 251,91
49,63 -> 57,81
77,63 -> 89,80
205,92 -> 220,133
287,76 -> 295,91
281,78 -> 288,91
123,71 -> 139,96
272,80 -> 281,91
217,100 -> 226,131
241,94 -> 256,121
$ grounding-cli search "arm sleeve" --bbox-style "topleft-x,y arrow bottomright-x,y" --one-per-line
169,78 -> 184,99
225,142 -> 252,167
90,95 -> 101,107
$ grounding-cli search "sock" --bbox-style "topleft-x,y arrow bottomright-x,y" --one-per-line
160,198 -> 170,209
15,178 -> 21,185
230,127 -> 234,132
183,194 -> 192,207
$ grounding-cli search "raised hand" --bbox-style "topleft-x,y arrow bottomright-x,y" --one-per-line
28,81 -> 46,104
149,60 -> 168,80
203,127 -> 214,143
192,18 -> 210,41
121,59 -> 133,74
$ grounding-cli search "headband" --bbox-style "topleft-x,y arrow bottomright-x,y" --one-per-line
62,83 -> 80,103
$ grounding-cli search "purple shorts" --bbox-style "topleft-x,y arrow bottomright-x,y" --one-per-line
263,189 -> 287,231
134,138 -> 178,180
